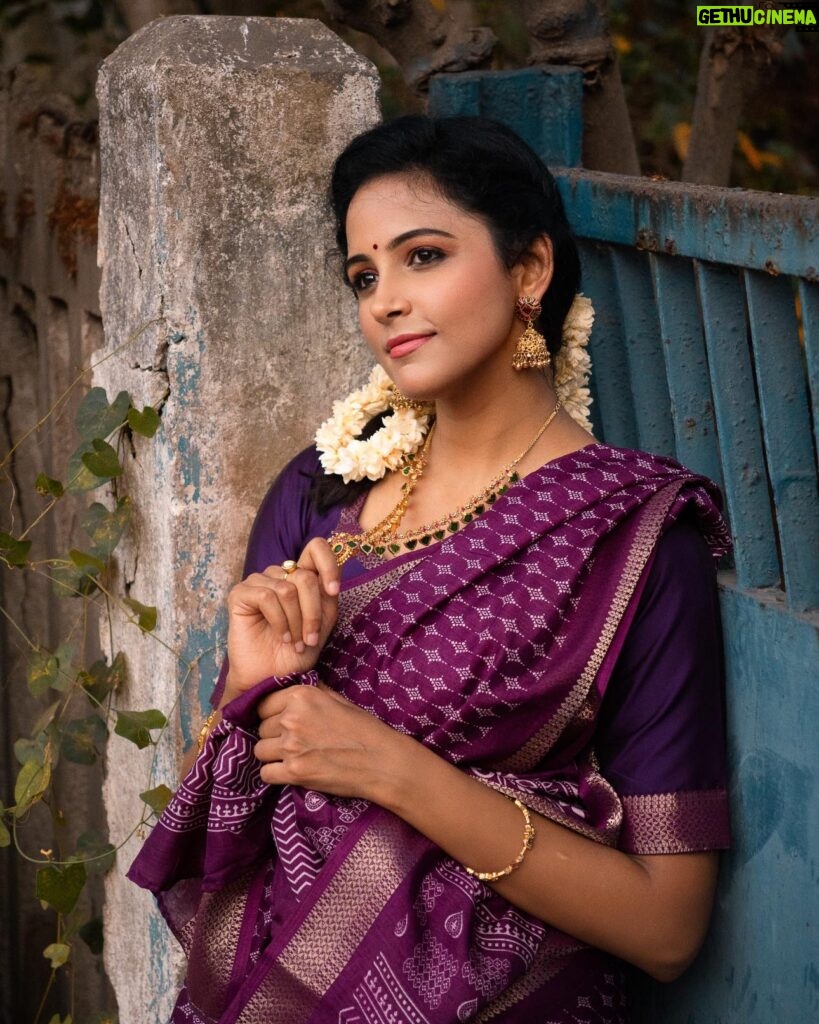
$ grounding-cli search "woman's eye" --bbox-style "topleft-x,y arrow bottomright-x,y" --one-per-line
410,247 -> 443,266
350,270 -> 377,293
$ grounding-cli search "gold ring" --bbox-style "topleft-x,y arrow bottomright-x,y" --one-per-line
281,560 -> 298,578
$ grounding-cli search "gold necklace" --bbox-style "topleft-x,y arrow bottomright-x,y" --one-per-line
329,400 -> 562,566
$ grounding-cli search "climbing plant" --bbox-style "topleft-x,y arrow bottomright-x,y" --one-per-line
0,341 -> 209,1024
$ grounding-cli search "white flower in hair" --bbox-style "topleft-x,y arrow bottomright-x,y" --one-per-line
553,293 -> 594,433
315,297 -> 595,482
315,364 -> 431,483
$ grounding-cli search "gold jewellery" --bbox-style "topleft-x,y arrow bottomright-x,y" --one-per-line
196,709 -> 219,754
328,399 -> 562,567
512,295 -> 551,371
464,797 -> 536,882
281,559 -> 298,579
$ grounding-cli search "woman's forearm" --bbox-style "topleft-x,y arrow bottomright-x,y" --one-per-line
376,732 -> 717,982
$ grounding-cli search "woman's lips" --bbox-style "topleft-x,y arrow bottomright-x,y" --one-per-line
387,333 -> 435,359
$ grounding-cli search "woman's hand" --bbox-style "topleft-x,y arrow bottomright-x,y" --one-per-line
226,538 -> 341,694
254,682 -> 413,802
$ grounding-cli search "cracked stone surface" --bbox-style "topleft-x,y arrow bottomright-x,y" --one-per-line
95,16 -> 379,1020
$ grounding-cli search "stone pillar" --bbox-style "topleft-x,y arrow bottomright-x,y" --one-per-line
95,17 -> 379,1020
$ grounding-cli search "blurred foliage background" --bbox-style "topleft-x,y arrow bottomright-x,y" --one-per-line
1,0 -> 816,193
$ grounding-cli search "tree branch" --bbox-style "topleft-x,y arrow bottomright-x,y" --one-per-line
683,23 -> 784,186
521,0 -> 639,175
322,0 -> 496,91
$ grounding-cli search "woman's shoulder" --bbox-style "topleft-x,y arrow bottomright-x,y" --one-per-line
242,443 -> 334,575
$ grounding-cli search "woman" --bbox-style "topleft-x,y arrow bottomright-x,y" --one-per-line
128,116 -> 732,1023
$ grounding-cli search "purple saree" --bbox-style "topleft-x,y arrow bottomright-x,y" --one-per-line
128,442 -> 732,1023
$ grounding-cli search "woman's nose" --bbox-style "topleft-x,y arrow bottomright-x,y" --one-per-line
369,284 -> 411,322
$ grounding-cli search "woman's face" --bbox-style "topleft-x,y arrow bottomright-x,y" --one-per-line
343,173 -> 523,401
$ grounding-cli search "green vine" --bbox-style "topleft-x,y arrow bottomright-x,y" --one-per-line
0,330 -> 217,1023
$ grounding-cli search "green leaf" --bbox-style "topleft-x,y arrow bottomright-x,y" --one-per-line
0,530 -> 32,566
66,440 -> 103,492
80,652 -> 126,705
82,498 -> 131,558
50,642 -> 76,692
36,861 -> 86,915
114,709 -> 166,749
127,404 -> 161,438
0,803 -> 10,849
140,784 -> 173,816
35,473 -> 65,498
14,757 -> 52,816
27,649 -> 60,698
73,833 -> 115,875
69,548 -> 106,575
78,916 -> 104,955
14,735 -> 47,766
123,597 -> 157,632
43,942 -> 71,969
81,439 -> 123,480
75,387 -> 130,442
61,714 -> 108,765
31,700 -> 61,736
51,560 -> 99,598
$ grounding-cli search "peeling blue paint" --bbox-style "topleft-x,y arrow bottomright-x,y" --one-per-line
178,607 -> 228,747
176,435 -> 201,503
147,912 -> 174,1016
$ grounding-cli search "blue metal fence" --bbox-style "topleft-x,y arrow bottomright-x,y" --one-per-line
431,69 -> 819,1024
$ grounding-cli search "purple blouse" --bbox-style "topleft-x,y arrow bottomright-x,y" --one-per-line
237,444 -> 729,852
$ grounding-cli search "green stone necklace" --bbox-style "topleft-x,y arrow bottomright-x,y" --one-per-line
329,399 -> 562,567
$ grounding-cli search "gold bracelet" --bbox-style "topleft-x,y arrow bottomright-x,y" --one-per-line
464,798 -> 536,882
196,709 -> 219,754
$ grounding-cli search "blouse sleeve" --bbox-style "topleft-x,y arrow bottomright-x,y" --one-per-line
595,512 -> 731,855
209,444 -> 341,707
242,444 -> 341,575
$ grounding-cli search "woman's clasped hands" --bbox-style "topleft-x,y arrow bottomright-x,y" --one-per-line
225,536 -> 341,687
224,536 -> 410,801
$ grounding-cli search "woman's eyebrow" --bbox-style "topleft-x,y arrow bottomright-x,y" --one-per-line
344,228 -> 456,273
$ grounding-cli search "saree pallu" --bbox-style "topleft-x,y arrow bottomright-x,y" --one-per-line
128,443 -> 732,1023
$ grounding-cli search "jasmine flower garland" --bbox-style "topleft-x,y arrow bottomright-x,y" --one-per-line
316,294 -> 595,483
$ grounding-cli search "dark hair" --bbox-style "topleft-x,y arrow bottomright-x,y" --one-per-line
311,115 -> 581,514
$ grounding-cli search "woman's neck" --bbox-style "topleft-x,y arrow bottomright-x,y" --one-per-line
424,370 -> 590,485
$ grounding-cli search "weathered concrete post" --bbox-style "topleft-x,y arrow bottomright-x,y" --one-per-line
95,17 -> 379,1020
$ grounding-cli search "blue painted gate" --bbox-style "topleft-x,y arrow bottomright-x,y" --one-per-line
431,68 -> 819,1024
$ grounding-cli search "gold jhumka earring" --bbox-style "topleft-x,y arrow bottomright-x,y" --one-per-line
512,295 -> 551,371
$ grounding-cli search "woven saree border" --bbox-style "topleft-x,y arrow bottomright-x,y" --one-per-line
620,789 -> 730,854
494,482 -> 682,774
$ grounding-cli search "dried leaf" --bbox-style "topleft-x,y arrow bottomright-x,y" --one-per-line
43,942 -> 71,969
35,473 -> 65,498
